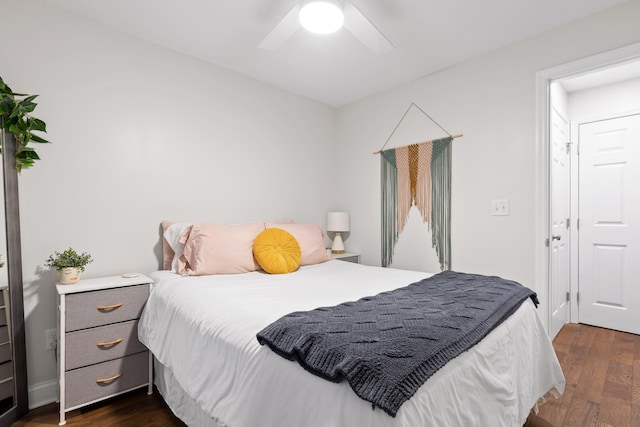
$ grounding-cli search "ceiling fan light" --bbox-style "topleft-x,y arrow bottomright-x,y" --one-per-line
299,1 -> 344,34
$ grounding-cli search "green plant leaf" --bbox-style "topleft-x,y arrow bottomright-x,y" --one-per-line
7,107 -> 21,120
22,94 -> 38,103
0,77 -> 10,93
17,150 -> 40,160
31,118 -> 47,132
0,99 -> 13,116
19,101 -> 36,114
30,133 -> 49,143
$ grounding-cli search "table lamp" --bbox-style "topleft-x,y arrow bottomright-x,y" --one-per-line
327,212 -> 350,254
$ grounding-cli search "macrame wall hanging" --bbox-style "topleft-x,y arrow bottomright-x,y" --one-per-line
374,103 -> 462,270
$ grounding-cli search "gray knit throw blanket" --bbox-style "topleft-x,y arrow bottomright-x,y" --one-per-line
256,271 -> 538,417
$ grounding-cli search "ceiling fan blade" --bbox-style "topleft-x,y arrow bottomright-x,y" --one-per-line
259,5 -> 301,51
343,1 -> 394,55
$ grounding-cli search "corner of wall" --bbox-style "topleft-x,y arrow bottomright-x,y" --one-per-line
28,379 -> 58,409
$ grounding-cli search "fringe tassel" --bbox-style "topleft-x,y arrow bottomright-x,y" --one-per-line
395,146 -> 412,235
414,142 -> 433,226
431,137 -> 452,270
380,150 -> 398,267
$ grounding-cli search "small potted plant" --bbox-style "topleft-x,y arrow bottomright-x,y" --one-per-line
45,248 -> 93,284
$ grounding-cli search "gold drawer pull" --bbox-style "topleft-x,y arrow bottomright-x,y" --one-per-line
96,373 -> 122,384
96,338 -> 123,348
97,303 -> 123,311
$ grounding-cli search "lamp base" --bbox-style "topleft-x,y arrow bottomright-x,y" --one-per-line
331,232 -> 345,254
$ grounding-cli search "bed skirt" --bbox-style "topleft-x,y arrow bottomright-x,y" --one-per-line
155,359 -> 227,427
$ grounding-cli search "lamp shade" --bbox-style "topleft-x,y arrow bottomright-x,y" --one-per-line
327,212 -> 350,232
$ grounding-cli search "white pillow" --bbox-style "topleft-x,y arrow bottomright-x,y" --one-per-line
163,223 -> 191,273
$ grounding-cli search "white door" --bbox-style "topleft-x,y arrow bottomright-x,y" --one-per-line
550,107 -> 571,338
578,113 -> 640,334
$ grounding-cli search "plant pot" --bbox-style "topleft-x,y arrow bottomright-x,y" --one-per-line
58,267 -> 81,285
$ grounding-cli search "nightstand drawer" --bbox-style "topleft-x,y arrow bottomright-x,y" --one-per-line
65,320 -> 147,370
65,284 -> 149,332
65,351 -> 149,409
331,252 -> 361,264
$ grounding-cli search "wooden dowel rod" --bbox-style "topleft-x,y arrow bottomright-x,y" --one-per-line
373,134 -> 463,155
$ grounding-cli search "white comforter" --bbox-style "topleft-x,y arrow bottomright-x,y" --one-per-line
139,260 -> 564,427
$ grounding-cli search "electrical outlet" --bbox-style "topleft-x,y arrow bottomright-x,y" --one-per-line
45,328 -> 57,351
491,199 -> 510,216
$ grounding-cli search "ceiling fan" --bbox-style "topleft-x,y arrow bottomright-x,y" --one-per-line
259,0 -> 394,55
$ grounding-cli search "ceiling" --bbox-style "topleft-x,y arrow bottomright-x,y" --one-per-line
46,0 -> 629,107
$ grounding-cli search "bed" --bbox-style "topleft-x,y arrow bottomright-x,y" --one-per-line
138,225 -> 565,427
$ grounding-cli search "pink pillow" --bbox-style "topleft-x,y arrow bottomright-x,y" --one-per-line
264,223 -> 330,266
161,221 -> 174,270
179,222 -> 263,275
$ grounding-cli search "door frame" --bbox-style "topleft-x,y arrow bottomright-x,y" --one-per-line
535,42 -> 640,334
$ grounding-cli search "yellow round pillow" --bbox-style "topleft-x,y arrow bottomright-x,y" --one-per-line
253,228 -> 302,274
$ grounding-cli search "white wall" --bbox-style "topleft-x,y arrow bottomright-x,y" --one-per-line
2,0 -> 336,406
551,82 -> 569,119
568,76 -> 640,120
335,2 -> 640,296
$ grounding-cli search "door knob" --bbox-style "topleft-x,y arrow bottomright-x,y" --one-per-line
552,235 -> 561,241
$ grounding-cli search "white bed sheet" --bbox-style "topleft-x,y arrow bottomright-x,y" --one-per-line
139,260 -> 565,427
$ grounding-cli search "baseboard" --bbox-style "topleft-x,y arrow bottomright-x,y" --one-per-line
28,379 -> 58,409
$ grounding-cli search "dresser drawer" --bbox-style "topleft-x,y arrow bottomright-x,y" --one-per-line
65,320 -> 147,371
0,325 -> 8,343
0,361 -> 13,381
0,379 -> 13,400
65,351 -> 149,409
0,343 -> 10,364
65,284 -> 149,332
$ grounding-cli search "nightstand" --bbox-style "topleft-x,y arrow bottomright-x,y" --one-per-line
56,274 -> 153,425
331,252 -> 361,264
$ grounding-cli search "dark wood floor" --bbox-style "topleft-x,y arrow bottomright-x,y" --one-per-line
525,323 -> 640,427
12,389 -> 185,427
13,323 -> 640,426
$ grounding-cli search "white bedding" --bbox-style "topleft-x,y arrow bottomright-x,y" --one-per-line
139,260 -> 565,427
